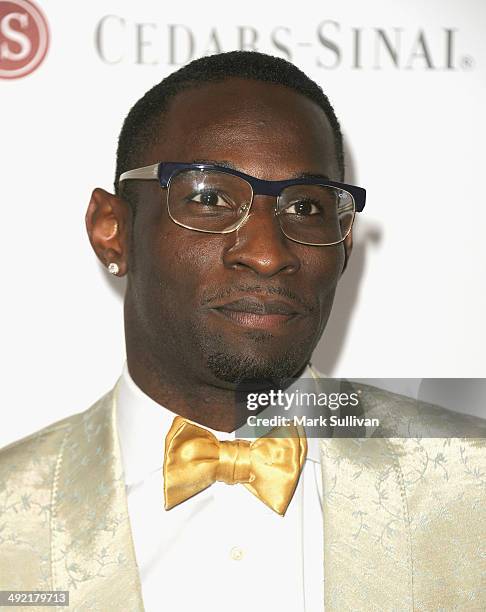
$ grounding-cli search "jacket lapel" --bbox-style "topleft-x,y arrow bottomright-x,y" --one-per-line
51,383 -> 145,611
319,436 -> 412,610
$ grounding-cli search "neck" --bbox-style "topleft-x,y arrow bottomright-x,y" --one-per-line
126,350 -> 258,433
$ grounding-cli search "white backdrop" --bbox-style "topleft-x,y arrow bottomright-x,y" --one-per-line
1,0 -> 485,447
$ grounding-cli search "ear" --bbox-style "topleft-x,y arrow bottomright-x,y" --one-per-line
85,188 -> 131,276
341,229 -> 353,275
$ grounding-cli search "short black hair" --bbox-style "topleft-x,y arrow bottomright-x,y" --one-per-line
115,50 -> 344,201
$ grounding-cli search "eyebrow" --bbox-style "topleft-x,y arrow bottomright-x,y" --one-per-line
296,171 -> 331,181
191,159 -> 330,182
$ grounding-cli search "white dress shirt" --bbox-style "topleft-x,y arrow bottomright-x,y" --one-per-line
115,363 -> 324,611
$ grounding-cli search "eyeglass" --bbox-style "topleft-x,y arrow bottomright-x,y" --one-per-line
118,161 -> 366,247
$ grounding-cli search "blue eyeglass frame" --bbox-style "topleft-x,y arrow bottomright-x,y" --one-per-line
118,161 -> 367,212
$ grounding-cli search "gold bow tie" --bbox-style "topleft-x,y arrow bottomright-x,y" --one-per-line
163,415 -> 307,515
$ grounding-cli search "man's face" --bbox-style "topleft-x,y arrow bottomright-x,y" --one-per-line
125,78 -> 347,386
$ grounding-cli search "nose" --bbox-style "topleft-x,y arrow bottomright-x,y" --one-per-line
222,196 -> 300,277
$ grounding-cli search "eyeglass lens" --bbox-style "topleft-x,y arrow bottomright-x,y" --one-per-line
167,169 -> 355,245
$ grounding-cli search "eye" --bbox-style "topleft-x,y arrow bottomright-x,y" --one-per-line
283,198 -> 322,216
189,190 -> 232,209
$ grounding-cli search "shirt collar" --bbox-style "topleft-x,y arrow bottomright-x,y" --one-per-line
116,362 -> 321,487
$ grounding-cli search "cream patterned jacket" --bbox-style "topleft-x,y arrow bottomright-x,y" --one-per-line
0,376 -> 485,611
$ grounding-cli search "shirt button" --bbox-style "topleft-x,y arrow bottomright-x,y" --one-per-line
230,546 -> 244,561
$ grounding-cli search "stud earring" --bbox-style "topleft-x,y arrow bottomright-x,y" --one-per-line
108,262 -> 120,275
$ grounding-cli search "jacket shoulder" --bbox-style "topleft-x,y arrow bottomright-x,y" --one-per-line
0,389 -> 115,480
308,366 -> 486,437
351,380 -> 486,437
1,413 -> 76,458
1,397 -> 93,458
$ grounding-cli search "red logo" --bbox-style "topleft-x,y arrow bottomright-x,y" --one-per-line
0,0 -> 49,79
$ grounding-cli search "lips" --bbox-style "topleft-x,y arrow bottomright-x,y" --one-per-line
215,297 -> 301,315
208,295 -> 307,330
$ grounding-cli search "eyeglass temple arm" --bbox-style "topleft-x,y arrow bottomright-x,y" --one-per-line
119,163 -> 159,183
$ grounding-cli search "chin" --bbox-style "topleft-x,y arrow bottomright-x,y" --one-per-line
190,316 -> 319,384
204,347 -> 309,385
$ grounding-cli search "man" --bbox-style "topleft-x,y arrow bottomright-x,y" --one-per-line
0,51 -> 485,611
